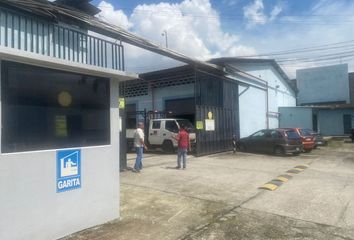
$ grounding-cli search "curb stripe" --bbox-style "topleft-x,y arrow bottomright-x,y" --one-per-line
278,174 -> 293,179
259,164 -> 309,191
295,165 -> 309,169
259,183 -> 278,191
286,169 -> 302,174
293,167 -> 305,172
272,176 -> 289,183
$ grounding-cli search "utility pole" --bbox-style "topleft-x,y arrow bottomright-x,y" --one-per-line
162,30 -> 168,48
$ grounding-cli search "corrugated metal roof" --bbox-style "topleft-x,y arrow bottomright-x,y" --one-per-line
54,0 -> 100,16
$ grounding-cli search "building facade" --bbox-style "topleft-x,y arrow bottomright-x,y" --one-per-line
120,58 -> 296,156
279,106 -> 354,136
296,64 -> 350,105
211,58 -> 297,137
0,1 -> 136,240
279,64 -> 354,136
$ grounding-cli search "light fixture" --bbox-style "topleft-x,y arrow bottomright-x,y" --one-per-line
58,91 -> 72,107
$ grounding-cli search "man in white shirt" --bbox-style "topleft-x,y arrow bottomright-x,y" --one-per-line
133,122 -> 147,172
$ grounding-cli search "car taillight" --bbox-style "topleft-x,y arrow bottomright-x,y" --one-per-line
301,136 -> 312,141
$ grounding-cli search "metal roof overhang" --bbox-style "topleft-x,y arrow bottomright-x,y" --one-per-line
1,0 -> 221,72
54,0 -> 101,16
0,46 -> 138,81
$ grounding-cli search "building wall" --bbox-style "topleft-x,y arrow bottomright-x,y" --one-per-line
349,72 -> 354,104
317,109 -> 354,135
296,64 -> 349,105
229,62 -> 296,134
279,107 -> 313,129
239,85 -> 267,137
0,53 -> 123,240
126,83 -> 194,113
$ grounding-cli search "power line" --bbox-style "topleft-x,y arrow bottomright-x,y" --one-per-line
240,40 -> 354,58
97,6 -> 354,25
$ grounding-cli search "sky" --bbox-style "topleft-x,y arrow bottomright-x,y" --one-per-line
88,0 -> 354,77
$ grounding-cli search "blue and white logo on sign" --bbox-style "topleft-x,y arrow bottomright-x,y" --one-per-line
56,149 -> 81,193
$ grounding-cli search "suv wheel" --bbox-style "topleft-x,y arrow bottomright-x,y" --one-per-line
162,140 -> 174,153
274,146 -> 285,156
237,143 -> 246,152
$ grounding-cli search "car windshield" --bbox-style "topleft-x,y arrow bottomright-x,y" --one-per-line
299,129 -> 312,136
285,130 -> 300,139
250,130 -> 267,138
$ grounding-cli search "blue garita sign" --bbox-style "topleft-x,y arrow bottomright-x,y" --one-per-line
56,149 -> 81,193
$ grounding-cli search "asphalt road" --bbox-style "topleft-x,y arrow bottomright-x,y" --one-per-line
62,140 -> 354,240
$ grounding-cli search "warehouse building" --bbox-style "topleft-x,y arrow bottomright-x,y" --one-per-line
0,0 -> 222,239
120,58 -> 297,155
279,64 -> 354,135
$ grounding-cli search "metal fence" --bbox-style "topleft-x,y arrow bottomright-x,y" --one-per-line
195,70 -> 239,156
0,7 -> 124,71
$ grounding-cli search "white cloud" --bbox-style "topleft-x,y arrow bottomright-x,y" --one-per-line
97,1 -> 132,30
269,5 -> 282,21
97,0 -> 256,72
243,0 -> 283,28
239,0 -> 354,78
243,0 -> 267,26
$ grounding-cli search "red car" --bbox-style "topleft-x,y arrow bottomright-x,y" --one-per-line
292,128 -> 316,152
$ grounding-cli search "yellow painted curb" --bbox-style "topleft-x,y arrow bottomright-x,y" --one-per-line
293,167 -> 305,172
273,176 -> 289,183
287,169 -> 301,174
259,183 -> 278,191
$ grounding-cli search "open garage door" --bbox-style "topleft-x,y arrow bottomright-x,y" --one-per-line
165,98 -> 195,124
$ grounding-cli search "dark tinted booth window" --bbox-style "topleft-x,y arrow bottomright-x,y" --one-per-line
1,61 -> 110,153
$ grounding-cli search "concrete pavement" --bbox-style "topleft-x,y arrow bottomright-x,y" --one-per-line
62,140 -> 354,240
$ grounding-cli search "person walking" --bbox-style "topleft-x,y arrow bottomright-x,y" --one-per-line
133,122 -> 147,173
175,125 -> 191,169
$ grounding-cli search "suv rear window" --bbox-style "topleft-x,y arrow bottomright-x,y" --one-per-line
299,129 -> 312,136
285,130 -> 300,139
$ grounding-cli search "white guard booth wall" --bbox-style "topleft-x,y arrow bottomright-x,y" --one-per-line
0,47 -> 137,240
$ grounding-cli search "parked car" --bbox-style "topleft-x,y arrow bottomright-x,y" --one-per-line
289,128 -> 316,152
304,129 -> 328,148
236,129 -> 303,156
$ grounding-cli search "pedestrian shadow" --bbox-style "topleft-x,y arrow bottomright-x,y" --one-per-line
164,166 -> 180,170
120,166 -> 134,172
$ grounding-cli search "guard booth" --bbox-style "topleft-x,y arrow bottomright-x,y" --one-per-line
120,65 -> 240,156
0,1 -> 137,239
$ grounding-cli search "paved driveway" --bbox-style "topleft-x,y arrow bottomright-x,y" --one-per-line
63,140 -> 354,240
